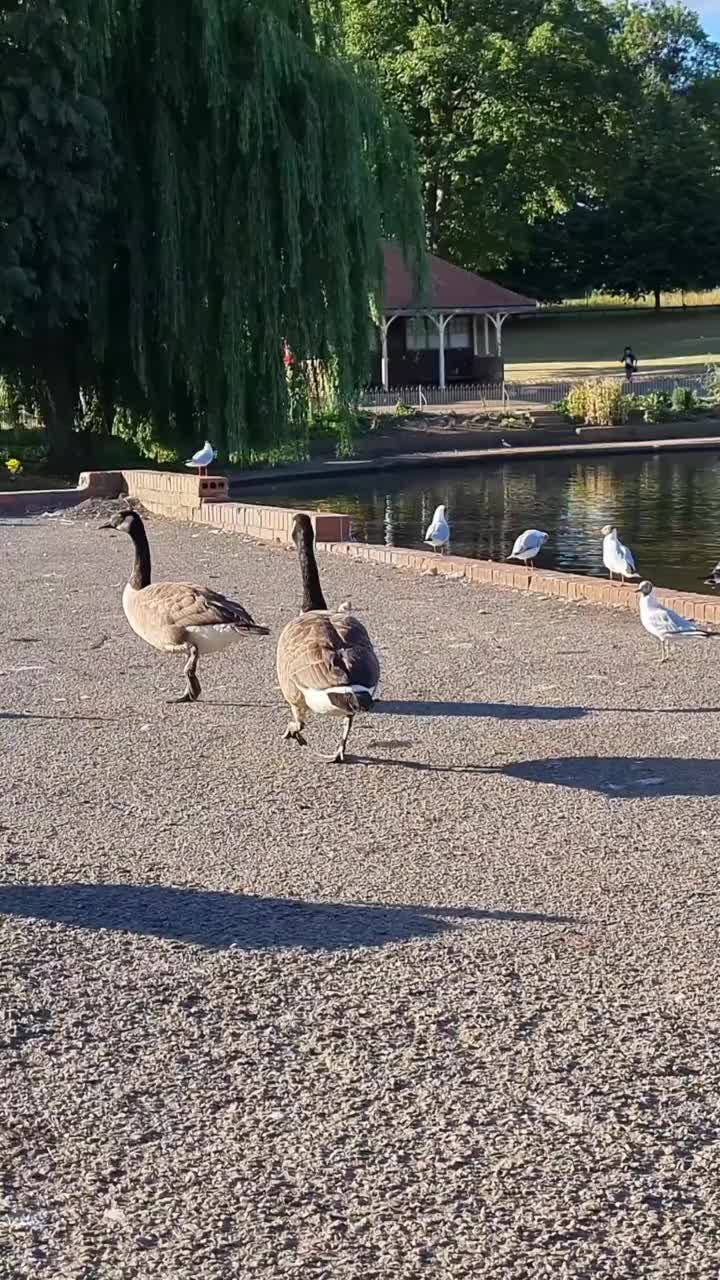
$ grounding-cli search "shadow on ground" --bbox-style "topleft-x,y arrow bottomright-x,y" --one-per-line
502,755 -> 720,797
375,700 -> 589,720
0,884 -> 575,950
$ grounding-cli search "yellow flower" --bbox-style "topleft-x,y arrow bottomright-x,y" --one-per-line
6,457 -> 23,476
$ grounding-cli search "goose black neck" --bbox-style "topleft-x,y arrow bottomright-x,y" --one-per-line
128,518 -> 151,589
297,531 -> 327,612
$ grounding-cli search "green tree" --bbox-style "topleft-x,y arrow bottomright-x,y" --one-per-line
0,0 -> 424,463
598,92 -> 720,306
0,1 -> 112,461
342,0 -> 624,271
504,3 -> 720,303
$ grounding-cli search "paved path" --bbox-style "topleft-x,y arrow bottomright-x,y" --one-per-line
2,510 -> 720,1278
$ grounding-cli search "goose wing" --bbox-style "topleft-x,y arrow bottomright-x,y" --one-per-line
277,611 -> 379,701
141,582 -> 267,632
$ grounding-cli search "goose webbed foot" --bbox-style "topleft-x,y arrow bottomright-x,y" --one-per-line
174,672 -> 202,702
283,722 -> 307,747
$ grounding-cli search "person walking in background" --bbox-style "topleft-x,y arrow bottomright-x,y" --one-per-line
622,346 -> 638,382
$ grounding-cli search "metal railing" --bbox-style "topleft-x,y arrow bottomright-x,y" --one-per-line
360,371 -> 706,409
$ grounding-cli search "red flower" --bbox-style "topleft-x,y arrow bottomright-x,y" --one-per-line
282,343 -> 294,368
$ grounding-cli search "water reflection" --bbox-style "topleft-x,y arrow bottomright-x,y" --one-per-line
250,450 -> 720,595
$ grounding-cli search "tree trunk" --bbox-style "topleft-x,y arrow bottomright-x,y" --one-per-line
653,288 -> 661,310
38,339 -> 79,469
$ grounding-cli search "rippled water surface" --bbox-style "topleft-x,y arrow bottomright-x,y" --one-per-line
249,449 -> 720,595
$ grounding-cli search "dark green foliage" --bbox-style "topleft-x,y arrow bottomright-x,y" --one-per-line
503,2 -> 720,301
0,1 -> 112,458
342,0 -> 625,271
0,0 -> 424,462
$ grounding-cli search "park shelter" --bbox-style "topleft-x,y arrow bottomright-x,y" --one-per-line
373,243 -> 537,389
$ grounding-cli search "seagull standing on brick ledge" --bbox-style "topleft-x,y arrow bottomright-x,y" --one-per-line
601,524 -> 639,582
424,504 -> 450,553
186,441 -> 215,477
508,528 -> 549,587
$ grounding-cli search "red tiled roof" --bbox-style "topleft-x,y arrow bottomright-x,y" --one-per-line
383,242 -> 536,313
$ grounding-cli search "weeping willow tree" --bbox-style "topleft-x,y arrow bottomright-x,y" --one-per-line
0,0 -> 424,461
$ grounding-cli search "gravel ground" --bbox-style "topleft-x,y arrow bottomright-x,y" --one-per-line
2,508 -> 720,1279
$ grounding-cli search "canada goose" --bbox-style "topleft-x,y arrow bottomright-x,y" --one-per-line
100,509 -> 269,701
276,514 -> 380,762
508,529 -> 549,586
601,525 -> 639,582
424,504 -> 450,553
186,441 -> 215,476
636,579 -> 717,662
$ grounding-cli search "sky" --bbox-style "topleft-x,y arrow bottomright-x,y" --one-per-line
690,0 -> 720,39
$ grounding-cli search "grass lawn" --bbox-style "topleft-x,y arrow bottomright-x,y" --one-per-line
503,307 -> 720,381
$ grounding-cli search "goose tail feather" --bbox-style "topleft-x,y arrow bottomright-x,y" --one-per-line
326,688 -> 374,713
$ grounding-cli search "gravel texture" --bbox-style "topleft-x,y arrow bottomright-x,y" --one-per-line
2,509 -> 720,1279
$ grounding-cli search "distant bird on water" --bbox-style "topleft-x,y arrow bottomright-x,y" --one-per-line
508,529 -> 548,586
186,441 -> 215,476
636,580 -> 717,662
501,438 -> 513,449
424,504 -> 450,553
703,560 -> 720,587
601,525 -> 639,582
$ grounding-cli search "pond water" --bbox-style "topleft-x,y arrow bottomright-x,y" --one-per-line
247,449 -> 720,596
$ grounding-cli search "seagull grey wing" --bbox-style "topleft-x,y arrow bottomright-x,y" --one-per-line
620,543 -> 637,573
653,604 -> 697,635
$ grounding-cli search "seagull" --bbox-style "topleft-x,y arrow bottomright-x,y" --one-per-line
636,580 -> 717,662
424,504 -> 450,554
185,441 -> 215,477
501,438 -> 513,449
508,529 -> 548,585
601,525 -> 639,582
703,561 -> 720,587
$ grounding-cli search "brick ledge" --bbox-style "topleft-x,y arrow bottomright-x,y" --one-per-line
317,539 -> 720,626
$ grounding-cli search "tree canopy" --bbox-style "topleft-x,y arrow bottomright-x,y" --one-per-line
0,0 -> 424,460
342,0 -> 720,305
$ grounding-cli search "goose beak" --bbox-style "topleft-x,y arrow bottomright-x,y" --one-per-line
99,521 -> 114,530
634,585 -> 642,593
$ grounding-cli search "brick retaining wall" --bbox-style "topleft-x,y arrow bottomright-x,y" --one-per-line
317,538 -> 720,625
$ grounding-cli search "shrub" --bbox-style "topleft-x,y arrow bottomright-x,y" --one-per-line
565,378 -> 628,426
640,392 -> 670,424
704,363 -> 720,405
670,386 -> 697,413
